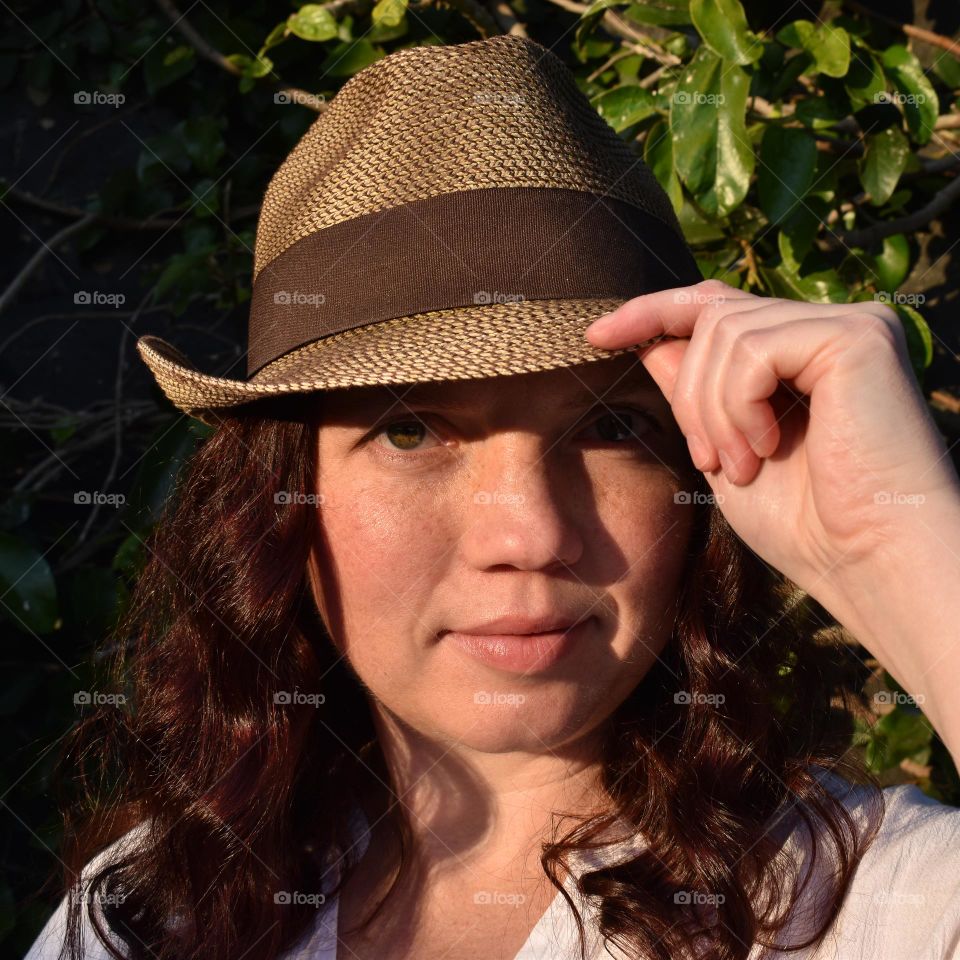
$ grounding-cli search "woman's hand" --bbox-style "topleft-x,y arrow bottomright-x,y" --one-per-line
585,277 -> 960,764
584,278 -> 960,608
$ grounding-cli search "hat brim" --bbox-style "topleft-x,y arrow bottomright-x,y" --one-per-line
137,297 -> 659,424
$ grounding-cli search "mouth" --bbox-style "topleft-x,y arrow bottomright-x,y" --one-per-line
441,617 -> 594,674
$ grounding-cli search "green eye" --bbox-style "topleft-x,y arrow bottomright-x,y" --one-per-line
382,420 -> 430,450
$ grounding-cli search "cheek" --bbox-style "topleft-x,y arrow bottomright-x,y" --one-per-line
312,476 -> 452,674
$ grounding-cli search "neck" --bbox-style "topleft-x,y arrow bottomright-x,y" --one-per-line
359,702 -> 612,883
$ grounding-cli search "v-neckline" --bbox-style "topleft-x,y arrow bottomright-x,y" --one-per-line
294,806 -> 643,960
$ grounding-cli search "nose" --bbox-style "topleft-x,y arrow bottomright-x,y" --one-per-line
461,433 -> 584,572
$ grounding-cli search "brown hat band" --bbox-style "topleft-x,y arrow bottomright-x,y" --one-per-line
247,186 -> 701,376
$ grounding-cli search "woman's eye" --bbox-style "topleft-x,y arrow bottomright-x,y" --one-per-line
374,418 -> 439,452
580,408 -> 658,444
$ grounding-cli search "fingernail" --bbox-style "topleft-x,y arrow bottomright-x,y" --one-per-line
687,434 -> 709,470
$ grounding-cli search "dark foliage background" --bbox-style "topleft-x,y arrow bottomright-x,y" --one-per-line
2,0 -> 960,953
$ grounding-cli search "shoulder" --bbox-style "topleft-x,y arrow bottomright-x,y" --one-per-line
771,765 -> 960,959
22,823 -> 151,960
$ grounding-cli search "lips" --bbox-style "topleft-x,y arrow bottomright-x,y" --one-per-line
441,615 -> 593,674
448,612 -> 589,636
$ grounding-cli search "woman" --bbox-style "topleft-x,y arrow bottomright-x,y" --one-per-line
25,33 -> 960,960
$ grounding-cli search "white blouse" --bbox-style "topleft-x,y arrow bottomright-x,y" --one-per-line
24,767 -> 960,960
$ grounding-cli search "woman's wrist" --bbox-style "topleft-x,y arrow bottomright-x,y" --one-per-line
808,489 -> 960,764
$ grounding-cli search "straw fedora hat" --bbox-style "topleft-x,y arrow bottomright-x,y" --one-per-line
136,34 -> 702,423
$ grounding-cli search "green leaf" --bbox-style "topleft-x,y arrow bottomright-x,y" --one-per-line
181,117 -> 225,176
845,46 -> 885,110
644,117 -> 683,215
690,0 -> 762,65
677,199 -> 726,243
593,84 -> 657,132
287,4 -> 338,41
760,262 -> 847,303
0,532 -> 59,635
372,0 -> 407,27
757,125 -> 817,224
670,46 -> 754,217
794,96 -> 848,129
869,233 -> 910,292
776,20 -> 850,78
893,302 -> 934,381
859,124 -> 909,205
931,48 -> 960,89
867,707 -> 934,771
320,39 -> 382,77
623,0 -> 691,26
260,20 -> 290,53
880,44 -> 939,145
777,195 -> 829,267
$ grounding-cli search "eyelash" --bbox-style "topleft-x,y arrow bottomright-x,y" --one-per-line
368,406 -> 661,460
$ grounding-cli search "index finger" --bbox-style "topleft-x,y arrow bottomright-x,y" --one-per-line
584,280 -> 755,348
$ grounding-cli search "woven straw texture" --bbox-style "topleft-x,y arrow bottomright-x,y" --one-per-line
136,34 -> 694,420
252,33 -> 683,283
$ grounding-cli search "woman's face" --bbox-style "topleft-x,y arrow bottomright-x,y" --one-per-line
309,353 -> 696,754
